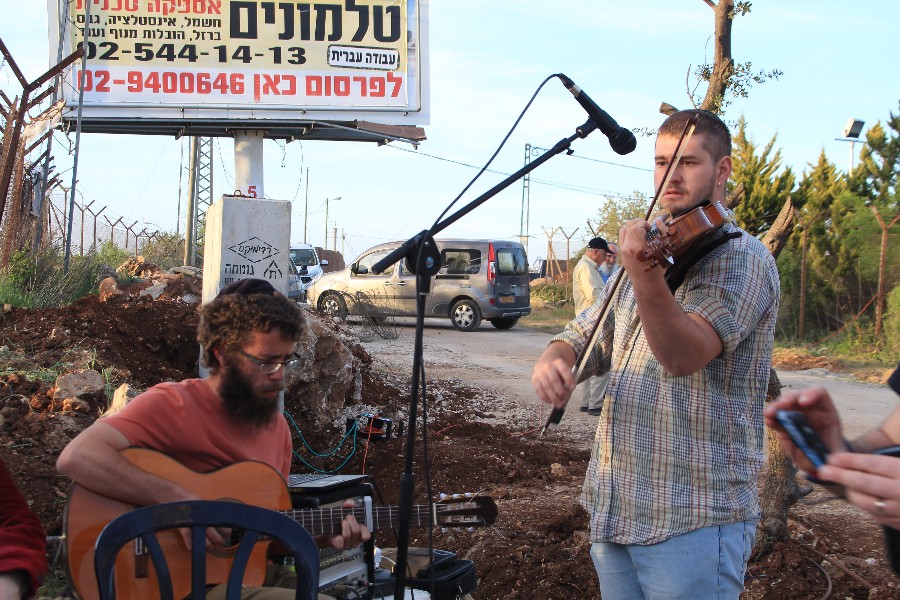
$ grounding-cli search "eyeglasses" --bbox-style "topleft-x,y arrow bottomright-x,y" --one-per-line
238,350 -> 301,374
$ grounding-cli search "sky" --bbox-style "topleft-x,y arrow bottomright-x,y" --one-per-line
2,1 -> 899,263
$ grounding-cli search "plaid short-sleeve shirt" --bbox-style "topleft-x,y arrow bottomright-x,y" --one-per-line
554,224 -> 780,545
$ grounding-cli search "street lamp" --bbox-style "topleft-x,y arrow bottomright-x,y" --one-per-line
324,196 -> 341,252
836,118 -> 865,174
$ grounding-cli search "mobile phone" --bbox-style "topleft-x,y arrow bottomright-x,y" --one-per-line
774,410 -> 831,468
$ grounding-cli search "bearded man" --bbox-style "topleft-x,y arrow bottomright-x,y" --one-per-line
57,279 -> 368,598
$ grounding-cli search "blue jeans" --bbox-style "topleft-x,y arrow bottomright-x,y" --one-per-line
589,520 -> 757,600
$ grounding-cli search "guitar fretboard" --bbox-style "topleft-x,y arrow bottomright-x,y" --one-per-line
283,504 -> 436,536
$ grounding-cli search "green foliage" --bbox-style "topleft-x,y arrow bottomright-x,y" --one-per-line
95,241 -> 129,267
730,117 -> 795,235
0,245 -> 111,308
693,62 -> 783,111
849,105 -> 900,205
141,232 -> 185,270
885,286 -> 900,356
530,281 -> 569,305
589,191 -> 648,242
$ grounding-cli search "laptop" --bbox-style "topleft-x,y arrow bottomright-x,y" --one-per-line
287,472 -> 368,492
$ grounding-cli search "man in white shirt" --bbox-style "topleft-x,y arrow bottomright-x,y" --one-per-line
572,237 -> 611,415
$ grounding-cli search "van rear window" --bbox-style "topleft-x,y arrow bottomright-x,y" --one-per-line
497,248 -> 528,276
441,250 -> 482,275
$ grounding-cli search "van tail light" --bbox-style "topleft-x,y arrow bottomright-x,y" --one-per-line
488,243 -> 496,286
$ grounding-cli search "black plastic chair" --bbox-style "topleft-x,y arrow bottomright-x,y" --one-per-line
93,500 -> 319,600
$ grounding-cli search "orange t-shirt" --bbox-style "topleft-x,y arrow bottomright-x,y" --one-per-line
102,379 -> 292,478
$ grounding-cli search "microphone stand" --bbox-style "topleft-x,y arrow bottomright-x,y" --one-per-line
378,118 -> 599,599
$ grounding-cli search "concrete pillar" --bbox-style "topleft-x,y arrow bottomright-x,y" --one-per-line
234,130 -> 265,198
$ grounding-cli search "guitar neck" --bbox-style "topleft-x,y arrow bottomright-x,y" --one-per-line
283,504 -> 434,536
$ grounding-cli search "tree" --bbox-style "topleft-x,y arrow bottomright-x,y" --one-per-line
664,1 -> 781,114
588,192 -> 649,242
678,0 -> 796,557
783,152 -> 847,338
847,105 -> 900,344
730,117 -> 795,235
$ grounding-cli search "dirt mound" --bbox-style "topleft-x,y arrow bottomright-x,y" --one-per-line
772,348 -> 847,373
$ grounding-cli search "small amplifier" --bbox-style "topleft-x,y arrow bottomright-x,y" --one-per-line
347,414 -> 403,441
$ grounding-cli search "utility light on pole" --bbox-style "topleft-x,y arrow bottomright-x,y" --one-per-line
836,118 -> 865,174
324,196 -> 341,252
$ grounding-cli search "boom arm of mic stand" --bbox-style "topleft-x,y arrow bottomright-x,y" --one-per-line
389,119 -> 599,600
372,119 -> 599,276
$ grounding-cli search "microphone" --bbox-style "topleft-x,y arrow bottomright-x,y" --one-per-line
557,74 -> 637,155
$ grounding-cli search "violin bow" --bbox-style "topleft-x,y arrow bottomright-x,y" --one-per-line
540,116 -> 698,436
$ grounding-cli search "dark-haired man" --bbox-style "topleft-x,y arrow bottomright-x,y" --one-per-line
533,110 -> 781,598
58,279 -> 369,598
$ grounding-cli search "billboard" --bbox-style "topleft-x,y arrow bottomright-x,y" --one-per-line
48,0 -> 428,126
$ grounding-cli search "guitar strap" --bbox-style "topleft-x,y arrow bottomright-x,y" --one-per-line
664,227 -> 742,294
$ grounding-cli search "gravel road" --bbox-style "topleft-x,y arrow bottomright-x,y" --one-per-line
358,319 -> 897,444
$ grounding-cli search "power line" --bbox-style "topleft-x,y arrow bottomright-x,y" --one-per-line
385,145 -> 648,199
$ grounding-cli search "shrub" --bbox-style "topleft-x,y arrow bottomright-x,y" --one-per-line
0,245 -> 117,308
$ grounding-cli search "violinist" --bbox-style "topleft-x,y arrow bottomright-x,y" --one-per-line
532,109 -> 781,599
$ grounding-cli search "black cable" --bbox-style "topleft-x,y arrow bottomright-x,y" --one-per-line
426,74 -> 557,233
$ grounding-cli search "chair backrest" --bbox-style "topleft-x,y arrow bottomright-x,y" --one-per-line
93,500 -> 319,600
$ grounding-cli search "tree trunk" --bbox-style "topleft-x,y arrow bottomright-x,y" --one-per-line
755,196 -> 798,552
760,196 -> 794,257
699,0 -> 735,112
870,206 -> 900,342
755,370 -> 806,555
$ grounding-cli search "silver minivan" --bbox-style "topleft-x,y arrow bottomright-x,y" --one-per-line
306,239 -> 531,331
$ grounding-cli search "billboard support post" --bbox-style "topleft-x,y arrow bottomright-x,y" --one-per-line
234,130 -> 265,199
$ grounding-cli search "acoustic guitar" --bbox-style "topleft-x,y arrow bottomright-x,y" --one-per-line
64,448 -> 497,600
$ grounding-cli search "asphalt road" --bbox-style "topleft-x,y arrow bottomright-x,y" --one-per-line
360,318 -> 898,440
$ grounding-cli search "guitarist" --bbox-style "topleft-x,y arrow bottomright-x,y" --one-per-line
57,278 -> 370,599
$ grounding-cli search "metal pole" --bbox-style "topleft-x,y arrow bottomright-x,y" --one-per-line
64,0 -> 91,273
36,0 -> 71,251
184,137 -> 198,265
303,167 -> 309,243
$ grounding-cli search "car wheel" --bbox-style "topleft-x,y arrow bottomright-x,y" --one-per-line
319,292 -> 348,320
488,316 -> 519,330
450,299 -> 482,331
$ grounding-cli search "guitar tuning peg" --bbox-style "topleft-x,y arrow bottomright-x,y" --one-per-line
439,493 -> 448,500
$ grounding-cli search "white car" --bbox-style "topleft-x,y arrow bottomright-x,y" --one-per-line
287,243 -> 327,301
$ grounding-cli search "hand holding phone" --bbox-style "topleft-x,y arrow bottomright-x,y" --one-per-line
774,409 -> 831,469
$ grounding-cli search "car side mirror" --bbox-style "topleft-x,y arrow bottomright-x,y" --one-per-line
352,264 -> 368,275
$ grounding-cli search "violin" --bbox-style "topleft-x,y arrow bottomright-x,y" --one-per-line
638,201 -> 733,270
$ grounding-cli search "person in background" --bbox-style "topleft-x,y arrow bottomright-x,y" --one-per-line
0,459 -> 47,600
599,242 -> 619,283
572,237 -> 612,416
765,363 -> 900,527
57,278 -> 369,599
533,109 -> 781,599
